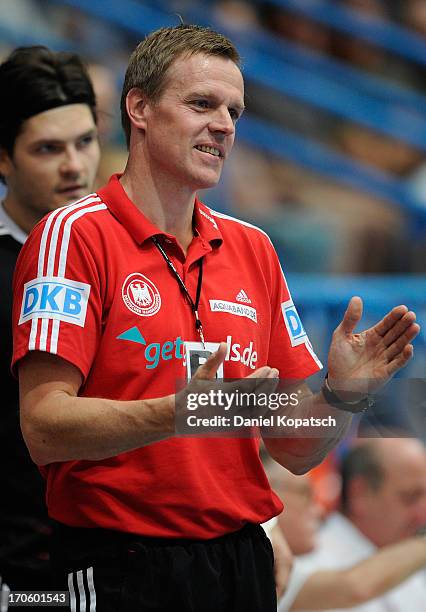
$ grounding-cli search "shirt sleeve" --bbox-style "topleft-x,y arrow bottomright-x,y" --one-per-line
12,211 -> 103,381
265,239 -> 322,380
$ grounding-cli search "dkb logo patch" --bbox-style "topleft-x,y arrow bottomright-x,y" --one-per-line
281,299 -> 308,347
19,276 -> 91,327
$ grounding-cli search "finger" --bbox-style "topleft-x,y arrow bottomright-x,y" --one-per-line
373,305 -> 409,337
192,342 -> 227,380
247,366 -> 279,379
381,311 -> 417,347
245,367 -> 279,397
387,344 -> 414,376
225,367 -> 278,405
385,323 -> 420,361
339,296 -> 363,335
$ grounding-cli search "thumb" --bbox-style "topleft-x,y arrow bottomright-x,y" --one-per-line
340,296 -> 363,335
192,342 -> 227,381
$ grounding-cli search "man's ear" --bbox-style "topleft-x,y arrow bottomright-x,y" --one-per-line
125,87 -> 150,135
0,147 -> 13,181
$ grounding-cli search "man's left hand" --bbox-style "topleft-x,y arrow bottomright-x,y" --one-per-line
327,296 -> 420,399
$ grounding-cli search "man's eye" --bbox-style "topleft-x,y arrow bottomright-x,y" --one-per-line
37,144 -> 61,154
194,100 -> 209,109
78,135 -> 95,148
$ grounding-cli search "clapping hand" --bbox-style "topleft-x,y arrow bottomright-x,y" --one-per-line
327,297 -> 420,398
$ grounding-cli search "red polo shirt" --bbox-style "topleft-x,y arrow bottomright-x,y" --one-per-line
12,174 -> 321,538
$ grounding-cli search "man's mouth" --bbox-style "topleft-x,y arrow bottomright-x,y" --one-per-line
194,145 -> 222,158
57,185 -> 86,195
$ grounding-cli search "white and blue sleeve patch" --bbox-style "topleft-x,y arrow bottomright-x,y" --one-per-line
281,299 -> 309,347
19,276 -> 91,327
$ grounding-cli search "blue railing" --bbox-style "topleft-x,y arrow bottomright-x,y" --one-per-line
242,48 -> 426,152
238,115 -> 426,220
272,0 -> 426,66
186,5 -> 426,117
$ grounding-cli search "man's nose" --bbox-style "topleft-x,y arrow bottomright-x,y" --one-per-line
209,107 -> 235,136
60,147 -> 85,175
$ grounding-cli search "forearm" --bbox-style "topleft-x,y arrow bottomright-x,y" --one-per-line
292,537 -> 426,610
22,391 -> 174,465
262,387 -> 352,474
346,537 -> 426,603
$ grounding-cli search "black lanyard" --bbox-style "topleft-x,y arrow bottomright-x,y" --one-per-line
151,236 -> 206,347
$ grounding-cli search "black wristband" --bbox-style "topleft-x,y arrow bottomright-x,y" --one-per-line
321,375 -> 374,414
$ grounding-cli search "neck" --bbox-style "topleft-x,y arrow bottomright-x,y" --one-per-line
2,194 -> 36,236
120,155 -> 196,254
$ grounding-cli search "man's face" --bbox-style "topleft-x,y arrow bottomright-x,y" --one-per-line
357,443 -> 426,546
142,52 -> 244,192
0,104 -> 100,217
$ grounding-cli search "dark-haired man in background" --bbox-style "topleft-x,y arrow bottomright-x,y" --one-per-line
0,45 -> 100,589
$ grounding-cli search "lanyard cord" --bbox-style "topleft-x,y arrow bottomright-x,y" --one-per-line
151,236 -> 206,347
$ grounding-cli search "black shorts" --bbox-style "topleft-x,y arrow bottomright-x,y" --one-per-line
50,522 -> 276,612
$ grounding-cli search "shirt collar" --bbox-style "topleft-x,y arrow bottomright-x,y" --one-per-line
98,174 -> 223,248
98,174 -> 161,244
193,198 -> 223,246
0,201 -> 27,245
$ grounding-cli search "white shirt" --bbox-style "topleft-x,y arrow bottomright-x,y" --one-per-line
278,512 -> 426,612
0,201 -> 26,244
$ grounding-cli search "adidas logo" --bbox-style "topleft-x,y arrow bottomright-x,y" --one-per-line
236,289 -> 252,304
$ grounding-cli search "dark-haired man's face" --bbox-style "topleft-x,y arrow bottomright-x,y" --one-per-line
0,104 -> 100,232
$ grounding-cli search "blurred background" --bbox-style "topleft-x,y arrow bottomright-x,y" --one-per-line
1,0 -> 425,437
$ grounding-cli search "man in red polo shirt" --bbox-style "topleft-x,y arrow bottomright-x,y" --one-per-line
12,25 -> 419,611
